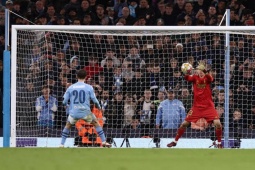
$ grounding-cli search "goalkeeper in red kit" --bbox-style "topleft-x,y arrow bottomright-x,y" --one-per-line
167,62 -> 223,148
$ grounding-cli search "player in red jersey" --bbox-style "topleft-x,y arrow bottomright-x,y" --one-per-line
167,62 -> 223,148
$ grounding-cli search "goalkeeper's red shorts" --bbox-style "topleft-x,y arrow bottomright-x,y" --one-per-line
185,107 -> 219,124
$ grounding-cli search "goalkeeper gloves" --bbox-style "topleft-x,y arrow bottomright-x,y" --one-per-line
186,68 -> 192,74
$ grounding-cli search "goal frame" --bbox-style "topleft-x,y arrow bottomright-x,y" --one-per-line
7,24 -> 255,147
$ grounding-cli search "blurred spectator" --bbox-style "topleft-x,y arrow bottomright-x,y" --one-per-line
164,57 -> 178,77
124,45 -> 145,69
136,89 -> 153,128
177,87 -> 192,112
247,104 -> 255,129
214,89 -> 225,107
64,0 -> 80,12
0,8 -> 5,31
130,68 -> 145,98
72,17 -> 81,25
124,115 -> 141,129
128,0 -> 138,18
30,0 -> 46,21
5,0 -> 13,10
114,0 -> 128,18
117,6 -> 135,25
84,54 -> 103,79
162,3 -> 175,25
168,68 -> 183,91
150,90 -> 166,127
216,0 -> 227,15
88,0 -> 97,14
35,85 -> 58,127
17,80 -> 39,127
195,9 -> 206,25
116,44 -> 128,62
94,4 -> 107,25
230,109 -> 242,147
123,93 -> 136,126
154,1 -> 165,20
35,13 -> 48,25
206,5 -> 217,26
101,48 -> 121,67
122,61 -> 135,89
113,66 -> 123,93
136,0 -> 155,25
99,89 -> 110,112
230,8 -> 241,26
156,89 -> 186,129
173,43 -> 185,64
104,92 -> 124,128
193,0 -> 208,14
70,55 -> 80,71
172,0 -> 185,19
46,4 -> 56,21
149,64 -> 165,97
65,7 -> 79,23
82,13 -> 94,25
65,38 -> 86,66
78,0 -> 91,18
177,2 -> 196,25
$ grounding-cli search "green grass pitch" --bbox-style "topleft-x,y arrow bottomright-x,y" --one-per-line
0,148 -> 255,170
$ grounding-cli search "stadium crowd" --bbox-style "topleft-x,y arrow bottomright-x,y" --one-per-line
1,0 -> 255,138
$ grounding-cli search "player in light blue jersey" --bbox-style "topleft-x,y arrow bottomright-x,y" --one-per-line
60,70 -> 111,147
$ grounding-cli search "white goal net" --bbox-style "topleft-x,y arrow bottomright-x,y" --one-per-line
10,26 -> 255,148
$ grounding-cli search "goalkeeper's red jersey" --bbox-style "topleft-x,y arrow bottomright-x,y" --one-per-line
184,74 -> 219,123
185,74 -> 214,109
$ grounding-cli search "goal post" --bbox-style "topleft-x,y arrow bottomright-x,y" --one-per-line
8,25 -> 255,148
3,9 -> 11,147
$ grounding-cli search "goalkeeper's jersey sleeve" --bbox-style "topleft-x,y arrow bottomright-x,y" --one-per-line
191,75 -> 215,109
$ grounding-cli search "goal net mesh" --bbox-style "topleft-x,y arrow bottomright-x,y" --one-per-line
14,28 -> 255,147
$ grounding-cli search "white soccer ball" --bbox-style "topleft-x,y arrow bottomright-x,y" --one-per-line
181,63 -> 193,74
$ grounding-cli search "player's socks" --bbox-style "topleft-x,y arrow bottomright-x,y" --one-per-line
95,126 -> 106,142
174,127 -> 186,142
61,128 -> 70,145
215,127 -> 222,143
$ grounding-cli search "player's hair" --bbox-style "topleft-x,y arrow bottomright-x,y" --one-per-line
218,89 -> 225,94
234,108 -> 242,113
144,89 -> 151,93
76,69 -> 87,79
42,85 -> 49,90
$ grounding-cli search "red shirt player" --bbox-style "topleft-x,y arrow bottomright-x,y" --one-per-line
167,62 -> 223,148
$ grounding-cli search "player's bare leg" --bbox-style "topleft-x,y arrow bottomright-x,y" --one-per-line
167,121 -> 191,147
91,120 -> 111,148
213,119 -> 223,148
60,122 -> 72,147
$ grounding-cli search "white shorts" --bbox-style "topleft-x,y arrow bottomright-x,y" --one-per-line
67,113 -> 97,125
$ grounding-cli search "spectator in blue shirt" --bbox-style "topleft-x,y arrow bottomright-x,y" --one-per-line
156,89 -> 186,129
35,85 -> 58,127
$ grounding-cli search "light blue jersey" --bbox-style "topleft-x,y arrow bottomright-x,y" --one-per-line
35,95 -> 57,126
156,99 -> 186,129
63,82 -> 101,119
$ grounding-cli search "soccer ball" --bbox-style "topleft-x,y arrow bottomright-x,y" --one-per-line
181,63 -> 193,74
